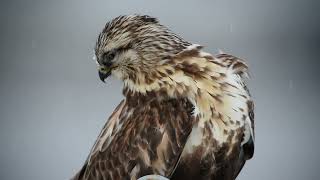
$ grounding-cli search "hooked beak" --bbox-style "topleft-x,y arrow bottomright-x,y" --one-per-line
98,66 -> 112,82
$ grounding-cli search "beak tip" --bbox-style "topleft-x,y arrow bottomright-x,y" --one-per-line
98,70 -> 110,83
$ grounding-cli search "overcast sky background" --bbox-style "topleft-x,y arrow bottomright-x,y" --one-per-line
0,0 -> 319,179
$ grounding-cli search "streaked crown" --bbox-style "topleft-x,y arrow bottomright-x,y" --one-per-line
95,15 -> 191,82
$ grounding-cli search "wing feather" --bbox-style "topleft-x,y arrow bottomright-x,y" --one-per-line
71,100 -> 126,180
216,53 -> 255,178
217,53 -> 254,152
72,97 -> 194,180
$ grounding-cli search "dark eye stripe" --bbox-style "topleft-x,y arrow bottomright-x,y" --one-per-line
100,50 -> 116,66
104,51 -> 115,60
100,43 -> 133,65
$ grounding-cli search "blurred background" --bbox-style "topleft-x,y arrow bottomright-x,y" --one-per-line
0,0 -> 319,179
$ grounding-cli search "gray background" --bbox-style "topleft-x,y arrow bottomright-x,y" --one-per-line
1,0 -> 319,179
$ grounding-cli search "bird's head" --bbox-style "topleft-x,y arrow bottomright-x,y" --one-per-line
95,15 -> 191,85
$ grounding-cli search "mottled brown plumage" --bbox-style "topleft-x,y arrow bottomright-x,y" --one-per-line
73,15 -> 254,180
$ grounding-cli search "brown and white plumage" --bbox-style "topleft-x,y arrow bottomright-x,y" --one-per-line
72,15 -> 254,180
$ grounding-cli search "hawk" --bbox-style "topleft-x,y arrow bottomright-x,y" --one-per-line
72,15 -> 254,180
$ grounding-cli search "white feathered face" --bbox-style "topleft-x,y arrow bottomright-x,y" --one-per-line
95,15 -> 191,82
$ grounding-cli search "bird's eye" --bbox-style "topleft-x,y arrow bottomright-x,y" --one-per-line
106,51 -> 115,61
101,50 -> 116,66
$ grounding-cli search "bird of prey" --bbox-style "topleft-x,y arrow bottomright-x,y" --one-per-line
72,15 -> 254,180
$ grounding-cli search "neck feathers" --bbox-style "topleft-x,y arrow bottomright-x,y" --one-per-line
122,45 -> 249,122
